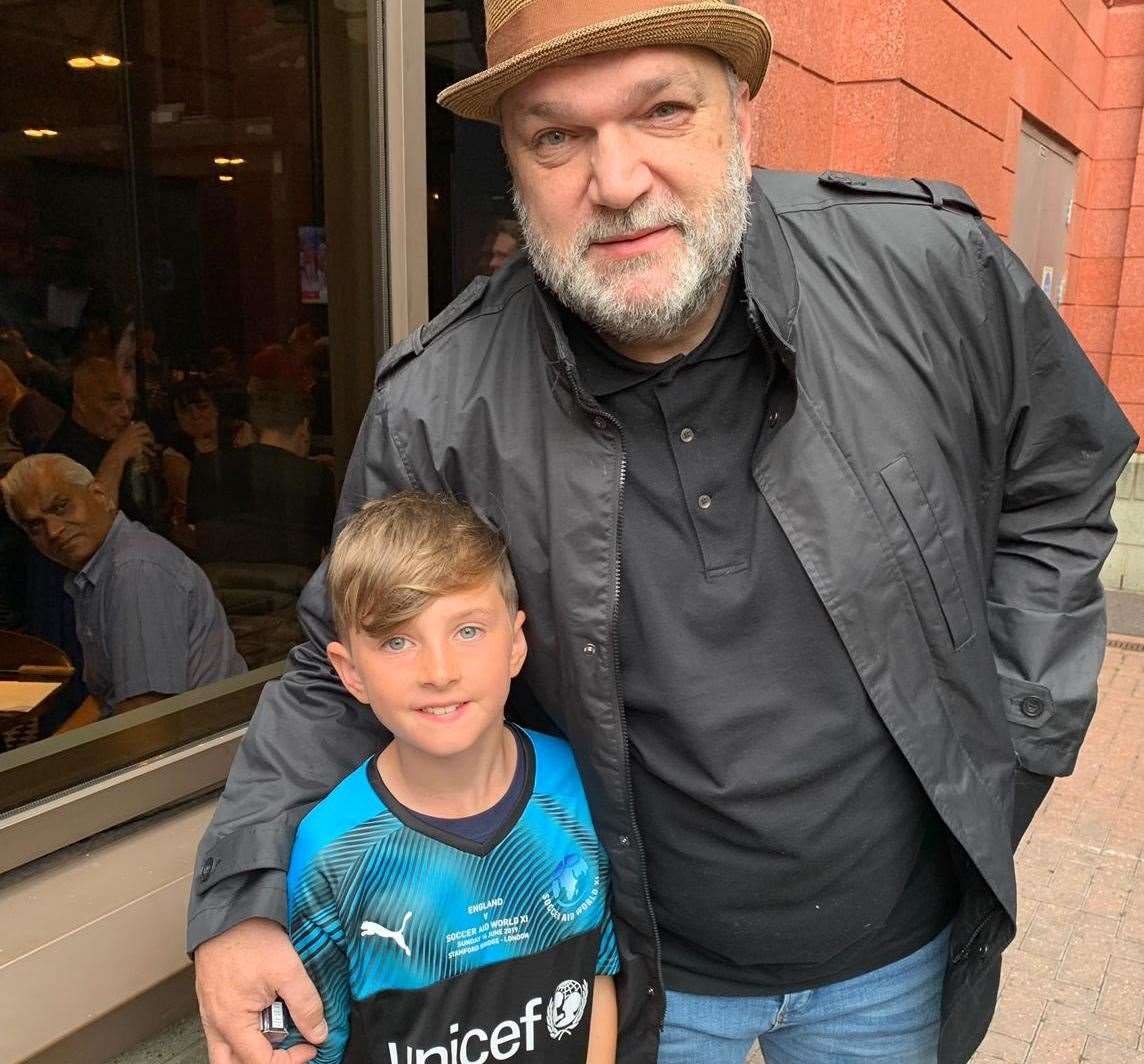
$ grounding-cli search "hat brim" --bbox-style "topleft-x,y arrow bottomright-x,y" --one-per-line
436,4 -> 773,124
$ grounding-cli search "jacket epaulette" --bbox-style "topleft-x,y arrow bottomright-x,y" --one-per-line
376,273 -> 491,382
817,170 -> 982,217
413,274 -> 491,352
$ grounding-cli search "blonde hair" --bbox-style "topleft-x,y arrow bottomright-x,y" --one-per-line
328,492 -> 518,640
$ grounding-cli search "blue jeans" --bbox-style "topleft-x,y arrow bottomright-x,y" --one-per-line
657,925 -> 951,1064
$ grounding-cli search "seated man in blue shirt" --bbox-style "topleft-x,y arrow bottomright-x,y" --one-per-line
1,452 -> 246,714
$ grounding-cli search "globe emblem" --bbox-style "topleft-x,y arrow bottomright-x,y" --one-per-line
546,978 -> 589,1040
549,853 -> 590,910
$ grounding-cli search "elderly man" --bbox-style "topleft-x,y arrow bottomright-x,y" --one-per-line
190,3 -> 1137,1063
2,454 -> 246,715
43,356 -> 161,524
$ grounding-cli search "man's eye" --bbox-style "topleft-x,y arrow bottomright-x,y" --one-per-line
457,625 -> 482,640
535,129 -> 567,149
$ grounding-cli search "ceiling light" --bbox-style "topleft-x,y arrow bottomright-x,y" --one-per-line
214,156 -> 231,166
229,157 -> 245,166
218,174 -> 234,183
91,53 -> 121,67
23,129 -> 45,138
67,56 -> 96,69
39,129 -> 59,137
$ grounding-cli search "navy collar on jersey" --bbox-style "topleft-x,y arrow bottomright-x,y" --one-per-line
366,723 -> 537,858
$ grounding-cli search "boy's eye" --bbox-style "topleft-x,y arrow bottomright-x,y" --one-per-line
383,636 -> 409,652
457,625 -> 482,640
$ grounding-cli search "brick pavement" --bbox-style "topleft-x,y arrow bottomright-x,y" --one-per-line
971,638 -> 1144,1064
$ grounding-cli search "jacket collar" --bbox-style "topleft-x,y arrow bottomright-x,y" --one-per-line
741,171 -> 800,360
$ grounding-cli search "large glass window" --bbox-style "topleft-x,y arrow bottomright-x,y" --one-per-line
0,0 -> 376,773
425,0 -> 516,317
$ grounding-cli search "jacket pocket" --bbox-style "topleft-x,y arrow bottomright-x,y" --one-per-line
880,454 -> 974,649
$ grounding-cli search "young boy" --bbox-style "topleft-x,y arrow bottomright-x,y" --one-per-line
283,492 -> 619,1063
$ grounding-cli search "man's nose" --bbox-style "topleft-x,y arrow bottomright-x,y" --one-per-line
588,128 -> 654,212
44,515 -> 66,542
419,640 -> 460,689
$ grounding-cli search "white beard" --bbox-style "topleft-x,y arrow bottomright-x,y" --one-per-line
515,135 -> 750,345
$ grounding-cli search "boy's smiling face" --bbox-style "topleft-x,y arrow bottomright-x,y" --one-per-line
327,578 -> 527,759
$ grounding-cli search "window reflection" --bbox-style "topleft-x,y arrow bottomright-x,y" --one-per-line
426,0 -> 518,316
0,0 -> 355,750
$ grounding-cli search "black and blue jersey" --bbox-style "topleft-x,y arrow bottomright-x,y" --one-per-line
286,726 -> 620,1063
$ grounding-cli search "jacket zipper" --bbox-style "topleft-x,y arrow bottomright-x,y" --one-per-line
558,358 -> 667,1022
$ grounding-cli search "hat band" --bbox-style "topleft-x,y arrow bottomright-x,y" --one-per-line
486,0 -> 705,67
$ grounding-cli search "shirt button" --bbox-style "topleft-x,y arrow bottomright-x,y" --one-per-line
583,642 -> 597,655
618,835 -> 631,847
698,494 -> 712,510
647,986 -> 656,997
593,416 -> 607,430
768,410 -> 780,427
679,427 -> 695,443
199,857 -> 215,882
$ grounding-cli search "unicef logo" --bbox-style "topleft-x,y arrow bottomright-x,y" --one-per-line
548,853 -> 591,913
546,979 -> 589,1040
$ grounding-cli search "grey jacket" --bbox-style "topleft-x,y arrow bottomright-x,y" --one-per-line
189,169 -> 1137,1064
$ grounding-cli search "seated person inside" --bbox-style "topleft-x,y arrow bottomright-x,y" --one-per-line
23,358 -> 163,728
42,355 -> 164,526
161,380 -> 252,529
188,387 -> 334,570
1,453 -> 246,716
281,492 -> 618,1063
0,326 -> 67,459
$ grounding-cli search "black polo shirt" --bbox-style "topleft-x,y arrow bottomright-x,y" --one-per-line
564,277 -> 957,995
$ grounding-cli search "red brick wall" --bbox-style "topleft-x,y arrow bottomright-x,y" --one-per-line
746,0 -> 1144,444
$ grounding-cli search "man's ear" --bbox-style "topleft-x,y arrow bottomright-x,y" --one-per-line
88,480 -> 115,513
327,640 -> 370,704
295,418 -> 311,453
735,81 -> 752,182
509,610 -> 528,678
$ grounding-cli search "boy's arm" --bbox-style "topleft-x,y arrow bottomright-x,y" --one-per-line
586,975 -> 618,1064
284,914 -> 352,1064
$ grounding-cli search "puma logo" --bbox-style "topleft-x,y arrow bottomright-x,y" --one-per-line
360,912 -> 413,957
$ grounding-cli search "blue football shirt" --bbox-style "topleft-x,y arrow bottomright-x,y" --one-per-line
286,726 -> 620,1063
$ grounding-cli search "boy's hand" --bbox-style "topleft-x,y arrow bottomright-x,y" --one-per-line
195,918 -> 326,1063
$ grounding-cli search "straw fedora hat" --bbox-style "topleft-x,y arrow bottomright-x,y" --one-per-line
436,0 -> 773,124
